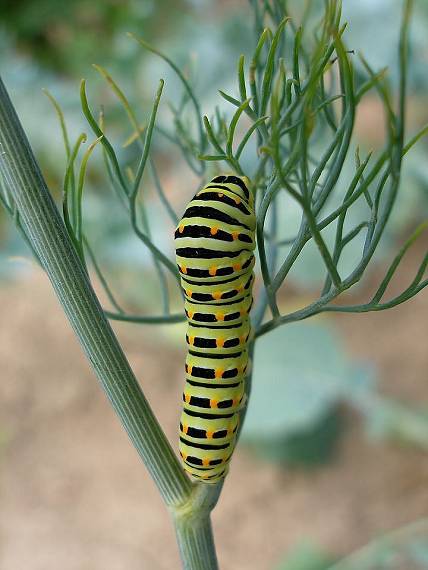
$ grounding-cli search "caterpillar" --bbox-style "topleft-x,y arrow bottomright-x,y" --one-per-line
174,174 -> 255,483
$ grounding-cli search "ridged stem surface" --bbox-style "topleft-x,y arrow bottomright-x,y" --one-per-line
0,75 -> 223,569
173,483 -> 221,570
0,76 -> 191,507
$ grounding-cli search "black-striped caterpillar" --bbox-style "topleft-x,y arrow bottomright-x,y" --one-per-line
174,174 -> 255,482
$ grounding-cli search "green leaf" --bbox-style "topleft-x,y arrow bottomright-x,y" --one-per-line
360,398 -> 428,450
276,541 -> 334,570
329,519 -> 428,570
245,321 -> 349,436
242,321 -> 373,464
408,539 -> 428,565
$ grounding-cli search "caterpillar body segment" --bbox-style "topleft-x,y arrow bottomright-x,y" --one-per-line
185,349 -> 249,378
181,272 -> 254,304
181,460 -> 229,481
175,175 -> 255,483
182,382 -> 245,415
186,320 -> 251,355
184,293 -> 253,326
176,249 -> 255,282
180,410 -> 240,443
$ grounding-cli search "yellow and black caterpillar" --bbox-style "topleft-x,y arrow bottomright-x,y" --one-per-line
174,174 -> 255,482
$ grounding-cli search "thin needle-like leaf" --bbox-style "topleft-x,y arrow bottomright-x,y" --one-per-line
76,136 -> 103,252
93,64 -> 143,148
80,79 -> 129,196
128,33 -> 206,154
43,89 -> 72,157
63,132 -> 87,250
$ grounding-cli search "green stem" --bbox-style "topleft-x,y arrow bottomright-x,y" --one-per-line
0,73 -> 191,507
174,513 -> 218,570
173,511 -> 218,570
0,75 -> 223,570
173,484 -> 221,570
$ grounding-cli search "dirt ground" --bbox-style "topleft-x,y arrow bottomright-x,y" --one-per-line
0,254 -> 427,570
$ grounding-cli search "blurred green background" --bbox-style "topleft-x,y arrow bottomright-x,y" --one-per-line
0,1 -> 427,570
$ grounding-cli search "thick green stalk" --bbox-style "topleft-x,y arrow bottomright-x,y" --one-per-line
0,76 -> 191,505
0,75 -> 221,570
174,515 -> 218,570
174,484 -> 221,570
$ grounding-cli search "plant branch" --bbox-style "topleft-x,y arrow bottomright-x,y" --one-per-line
0,76 -> 191,508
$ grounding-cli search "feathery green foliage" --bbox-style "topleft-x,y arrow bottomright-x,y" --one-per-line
36,0 -> 426,337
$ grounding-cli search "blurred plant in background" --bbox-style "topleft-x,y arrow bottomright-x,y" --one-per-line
0,0 -> 190,74
0,0 -> 428,568
276,519 -> 428,570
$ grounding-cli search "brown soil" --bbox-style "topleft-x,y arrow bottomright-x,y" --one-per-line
0,258 -> 427,570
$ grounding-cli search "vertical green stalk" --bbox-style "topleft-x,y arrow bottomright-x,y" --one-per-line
0,76 -> 190,506
0,76 -> 221,569
174,514 -> 218,570
0,75 -> 218,570
173,484 -> 221,570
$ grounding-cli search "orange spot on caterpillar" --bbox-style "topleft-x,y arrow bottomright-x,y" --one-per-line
184,393 -> 190,403
188,310 -> 194,319
209,266 -> 217,276
217,192 -> 224,198
186,290 -> 192,298
216,312 -> 225,322
206,430 -> 214,439
233,263 -> 242,271
188,336 -> 195,346
234,197 -> 241,205
232,231 -> 239,241
182,452 -> 188,461
183,424 -> 189,434
180,265 -> 187,274
215,369 -> 223,379
210,399 -> 218,409
210,227 -> 219,236
240,336 -> 246,344
216,338 -> 224,348
202,458 -> 210,467
212,291 -> 222,300
188,365 -> 193,375
178,225 -> 184,233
